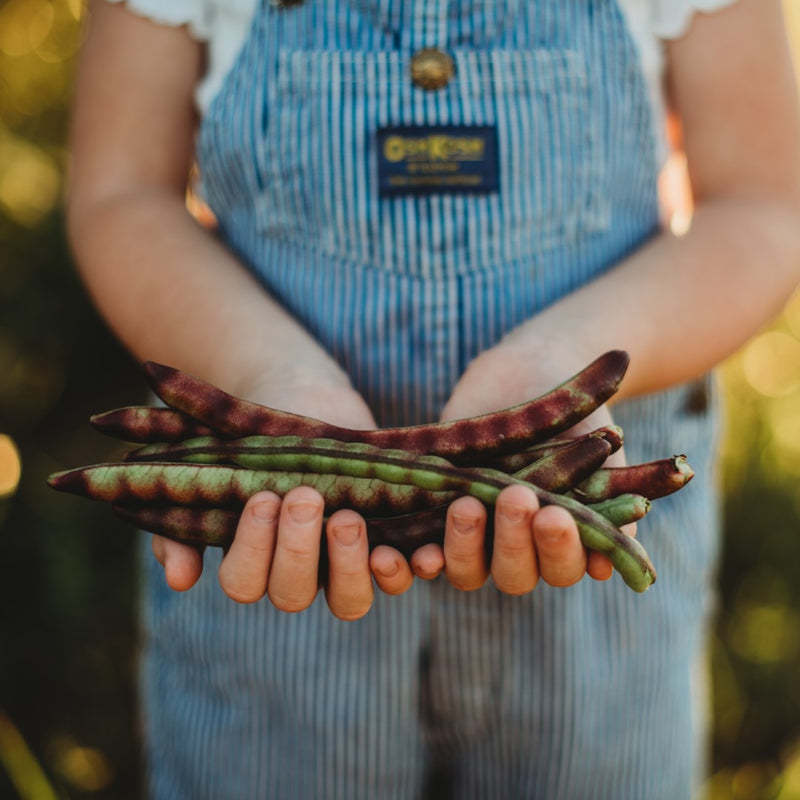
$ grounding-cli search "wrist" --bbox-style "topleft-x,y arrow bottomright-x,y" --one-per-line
494,321 -> 603,389
231,355 -> 354,404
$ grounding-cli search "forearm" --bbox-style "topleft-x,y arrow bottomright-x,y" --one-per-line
67,1 -> 351,398
67,189 -> 351,397
508,0 -> 800,403
507,194 -> 800,402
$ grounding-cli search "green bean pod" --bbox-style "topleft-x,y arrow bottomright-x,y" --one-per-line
126,428 -> 614,494
48,461 -> 456,517
585,494 -> 651,527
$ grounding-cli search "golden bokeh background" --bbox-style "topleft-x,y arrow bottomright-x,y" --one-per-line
1,2 -> 800,798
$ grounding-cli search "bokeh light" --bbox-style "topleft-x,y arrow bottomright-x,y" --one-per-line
47,732 -> 114,793
742,331 -> 800,398
0,435 -> 22,498
0,130 -> 61,227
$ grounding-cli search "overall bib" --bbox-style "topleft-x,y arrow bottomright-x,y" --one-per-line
139,2 -> 722,797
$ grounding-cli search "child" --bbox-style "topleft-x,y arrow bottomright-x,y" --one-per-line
67,0 -> 800,797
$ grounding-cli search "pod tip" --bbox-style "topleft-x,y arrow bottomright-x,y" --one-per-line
674,455 -> 694,482
141,361 -> 177,384
46,468 -> 88,496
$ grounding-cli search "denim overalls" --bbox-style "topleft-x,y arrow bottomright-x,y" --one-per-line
139,2 -> 721,797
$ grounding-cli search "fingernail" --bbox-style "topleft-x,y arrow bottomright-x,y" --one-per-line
288,501 -> 321,523
252,502 -> 278,522
333,522 -> 361,546
377,560 -> 399,578
537,525 -> 566,545
451,513 -> 478,535
498,504 -> 527,525
416,566 -> 442,580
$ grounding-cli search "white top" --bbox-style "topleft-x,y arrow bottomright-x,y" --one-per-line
106,0 -> 738,149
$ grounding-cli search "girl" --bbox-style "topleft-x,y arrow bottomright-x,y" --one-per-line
67,1 -> 800,797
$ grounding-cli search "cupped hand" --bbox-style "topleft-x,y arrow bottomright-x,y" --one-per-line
411,342 -> 631,593
151,379 -> 415,619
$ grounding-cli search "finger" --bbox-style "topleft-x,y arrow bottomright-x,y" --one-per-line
603,442 -> 628,469
218,491 -> 281,603
370,545 -> 414,596
409,544 -> 445,580
443,495 -> 489,591
587,550 -> 614,581
152,535 -> 203,592
267,486 -> 325,613
490,484 -> 540,595
324,509 -> 374,620
532,504 -> 587,587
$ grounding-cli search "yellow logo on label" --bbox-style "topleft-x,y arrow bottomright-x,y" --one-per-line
383,135 -> 485,163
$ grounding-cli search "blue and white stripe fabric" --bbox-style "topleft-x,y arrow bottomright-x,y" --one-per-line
139,1 -> 722,797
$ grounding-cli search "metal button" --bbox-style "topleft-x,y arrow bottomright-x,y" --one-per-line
410,48 -> 455,91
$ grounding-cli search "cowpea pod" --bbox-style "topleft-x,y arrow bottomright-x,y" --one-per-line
124,435 -> 233,463
109,431 -> 612,555
484,425 -> 623,473
57,429 -> 618,520
142,350 -> 630,461
47,461 -> 457,517
110,491 -> 652,559
512,434 -> 612,493
569,456 -> 694,503
109,503 -> 448,556
109,501 -> 444,555
90,406 -> 218,443
113,504 -> 238,548
51,434 -> 654,590
585,494 -> 651,527
126,429 -> 614,492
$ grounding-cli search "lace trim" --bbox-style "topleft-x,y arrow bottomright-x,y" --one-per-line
649,0 -> 740,40
104,0 -> 213,41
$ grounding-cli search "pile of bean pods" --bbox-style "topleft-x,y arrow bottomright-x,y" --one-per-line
47,350 -> 694,593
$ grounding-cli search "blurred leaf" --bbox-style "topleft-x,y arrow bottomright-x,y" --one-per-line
0,708 -> 62,800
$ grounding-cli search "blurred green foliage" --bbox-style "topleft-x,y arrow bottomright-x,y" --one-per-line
1,1 -> 142,797
1,1 -> 800,799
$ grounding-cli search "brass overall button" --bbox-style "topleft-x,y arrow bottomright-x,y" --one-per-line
410,48 -> 455,91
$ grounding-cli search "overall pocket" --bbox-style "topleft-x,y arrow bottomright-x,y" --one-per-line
255,46 -> 610,276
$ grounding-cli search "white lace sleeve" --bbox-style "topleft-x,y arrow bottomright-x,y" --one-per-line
102,0 -> 259,115
103,0 -> 214,41
649,0 -> 740,40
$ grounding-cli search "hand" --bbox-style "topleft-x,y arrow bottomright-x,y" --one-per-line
410,342 -> 629,593
151,379 -> 415,619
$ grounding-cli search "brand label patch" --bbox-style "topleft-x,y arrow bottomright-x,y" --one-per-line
376,125 -> 499,196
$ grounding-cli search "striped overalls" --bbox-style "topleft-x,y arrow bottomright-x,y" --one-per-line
139,2 -> 722,797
